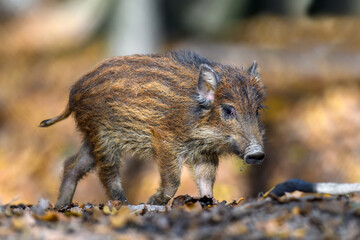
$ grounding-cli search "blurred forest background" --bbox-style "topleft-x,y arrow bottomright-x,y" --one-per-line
0,0 -> 359,205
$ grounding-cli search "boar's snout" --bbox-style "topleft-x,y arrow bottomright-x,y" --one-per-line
244,144 -> 265,164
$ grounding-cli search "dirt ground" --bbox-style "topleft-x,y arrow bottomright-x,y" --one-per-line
1,192 -> 360,239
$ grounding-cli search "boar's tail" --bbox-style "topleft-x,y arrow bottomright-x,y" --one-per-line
39,105 -> 72,128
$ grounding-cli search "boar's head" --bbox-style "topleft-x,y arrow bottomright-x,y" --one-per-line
196,61 -> 266,164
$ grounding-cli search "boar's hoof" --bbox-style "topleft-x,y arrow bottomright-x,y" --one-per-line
54,201 -> 70,210
147,193 -> 171,205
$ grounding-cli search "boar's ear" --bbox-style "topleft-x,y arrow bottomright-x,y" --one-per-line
248,61 -> 260,80
197,64 -> 220,107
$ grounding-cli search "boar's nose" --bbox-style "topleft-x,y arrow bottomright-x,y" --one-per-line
244,152 -> 265,164
244,145 -> 265,164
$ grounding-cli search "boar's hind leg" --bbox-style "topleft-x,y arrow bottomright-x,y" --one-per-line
192,155 -> 219,198
55,141 -> 95,209
147,158 -> 181,205
98,156 -> 128,204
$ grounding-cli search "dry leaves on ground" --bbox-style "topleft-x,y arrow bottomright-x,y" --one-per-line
1,193 -> 360,239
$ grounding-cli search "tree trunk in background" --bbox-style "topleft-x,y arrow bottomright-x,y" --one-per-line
107,0 -> 163,56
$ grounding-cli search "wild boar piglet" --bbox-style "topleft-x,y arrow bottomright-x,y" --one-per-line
40,50 -> 266,209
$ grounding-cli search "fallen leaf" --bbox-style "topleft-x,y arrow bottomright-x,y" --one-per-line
109,207 -> 138,229
64,207 -> 83,217
227,197 -> 245,207
36,211 -> 60,222
291,228 -> 307,238
226,221 -> 248,235
291,206 -> 301,215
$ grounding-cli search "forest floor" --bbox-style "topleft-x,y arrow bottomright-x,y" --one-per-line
1,192 -> 360,239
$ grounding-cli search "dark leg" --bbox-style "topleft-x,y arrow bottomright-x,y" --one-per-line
97,154 -> 128,204
147,157 -> 181,205
55,142 -> 95,209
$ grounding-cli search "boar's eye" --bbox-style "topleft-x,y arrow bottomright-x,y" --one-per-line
221,105 -> 236,120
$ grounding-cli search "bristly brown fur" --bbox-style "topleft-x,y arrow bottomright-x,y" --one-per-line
41,50 -> 266,208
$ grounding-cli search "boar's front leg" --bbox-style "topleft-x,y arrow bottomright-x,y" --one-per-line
192,155 -> 219,197
55,141 -> 95,209
147,153 -> 181,205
